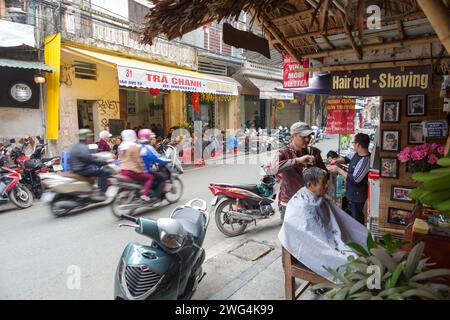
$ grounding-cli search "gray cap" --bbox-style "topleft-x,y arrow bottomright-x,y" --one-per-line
290,122 -> 314,137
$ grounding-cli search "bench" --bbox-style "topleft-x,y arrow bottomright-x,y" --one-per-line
283,248 -> 331,300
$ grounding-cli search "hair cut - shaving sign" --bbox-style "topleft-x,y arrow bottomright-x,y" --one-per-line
331,66 -> 432,96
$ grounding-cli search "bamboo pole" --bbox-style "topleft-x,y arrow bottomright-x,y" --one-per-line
295,57 -> 448,72
416,0 -> 450,54
301,35 -> 440,59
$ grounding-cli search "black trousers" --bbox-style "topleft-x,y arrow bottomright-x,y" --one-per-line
347,201 -> 366,225
152,171 -> 166,198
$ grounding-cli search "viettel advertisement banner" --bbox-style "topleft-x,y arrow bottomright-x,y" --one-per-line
325,98 -> 356,134
283,55 -> 309,88
330,66 -> 432,96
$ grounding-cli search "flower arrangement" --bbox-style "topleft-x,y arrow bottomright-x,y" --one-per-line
397,143 -> 445,173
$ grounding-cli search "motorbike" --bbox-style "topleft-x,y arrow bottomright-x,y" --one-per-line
0,146 -> 34,209
110,163 -> 183,218
155,140 -> 184,174
114,199 -> 209,300
208,165 -> 280,237
40,152 -> 120,217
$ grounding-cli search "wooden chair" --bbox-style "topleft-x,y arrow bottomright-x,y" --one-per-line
283,248 -> 331,300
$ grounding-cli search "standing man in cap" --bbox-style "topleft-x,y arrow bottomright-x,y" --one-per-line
273,122 -> 327,221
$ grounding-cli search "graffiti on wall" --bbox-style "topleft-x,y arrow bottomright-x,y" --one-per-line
96,99 -> 120,130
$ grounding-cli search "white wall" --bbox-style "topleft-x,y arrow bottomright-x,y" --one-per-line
91,0 -> 129,20
0,107 -> 44,138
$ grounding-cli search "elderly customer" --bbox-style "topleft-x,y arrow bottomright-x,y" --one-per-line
272,122 -> 327,221
278,167 -> 368,282
97,130 -> 112,152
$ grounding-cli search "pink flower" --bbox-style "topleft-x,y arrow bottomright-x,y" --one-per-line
428,154 -> 438,165
411,150 -> 426,161
398,148 -> 410,163
437,145 -> 445,155
431,143 -> 440,150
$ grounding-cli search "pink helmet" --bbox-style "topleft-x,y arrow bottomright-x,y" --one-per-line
138,128 -> 156,141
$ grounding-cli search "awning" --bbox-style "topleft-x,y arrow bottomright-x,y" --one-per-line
246,77 -> 294,100
63,47 -> 239,96
276,74 -> 331,95
0,20 -> 35,47
0,58 -> 55,72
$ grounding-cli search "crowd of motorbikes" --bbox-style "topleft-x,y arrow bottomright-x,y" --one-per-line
1,125 -> 332,300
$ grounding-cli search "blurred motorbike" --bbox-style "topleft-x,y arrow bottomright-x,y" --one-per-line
40,152 -> 119,216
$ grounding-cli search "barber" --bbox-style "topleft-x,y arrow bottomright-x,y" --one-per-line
327,133 -> 371,225
273,122 -> 327,221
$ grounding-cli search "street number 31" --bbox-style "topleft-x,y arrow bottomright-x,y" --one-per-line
125,69 -> 133,77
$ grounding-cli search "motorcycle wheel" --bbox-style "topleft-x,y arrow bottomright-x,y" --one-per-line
9,184 -> 33,209
111,189 -> 137,218
165,177 -> 183,204
50,194 -> 72,217
215,199 -> 247,237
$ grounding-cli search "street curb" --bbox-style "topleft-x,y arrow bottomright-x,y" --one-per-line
208,248 -> 282,300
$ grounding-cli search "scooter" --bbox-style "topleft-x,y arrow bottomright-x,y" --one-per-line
40,152 -> 120,216
208,165 -> 280,237
114,199 -> 209,300
0,147 -> 34,209
110,163 -> 183,218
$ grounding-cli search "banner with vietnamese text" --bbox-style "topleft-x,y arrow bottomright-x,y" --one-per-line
283,55 -> 309,88
325,98 -> 356,134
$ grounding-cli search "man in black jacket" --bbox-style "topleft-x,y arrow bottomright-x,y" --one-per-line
69,129 -> 109,195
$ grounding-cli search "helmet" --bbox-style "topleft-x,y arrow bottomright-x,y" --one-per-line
262,175 -> 276,188
79,128 -> 94,139
99,130 -> 112,140
121,129 -> 137,142
138,128 -> 156,141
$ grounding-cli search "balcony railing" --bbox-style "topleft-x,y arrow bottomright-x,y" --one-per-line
61,9 -> 197,69
0,3 -> 36,26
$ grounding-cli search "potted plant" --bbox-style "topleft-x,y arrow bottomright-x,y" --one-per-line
311,234 -> 450,300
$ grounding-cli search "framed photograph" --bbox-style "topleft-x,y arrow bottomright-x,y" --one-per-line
408,122 -> 425,144
128,107 -> 136,115
380,157 -> 399,179
381,130 -> 401,152
382,101 -> 401,123
407,95 -> 426,116
388,207 -> 412,226
391,185 -> 414,203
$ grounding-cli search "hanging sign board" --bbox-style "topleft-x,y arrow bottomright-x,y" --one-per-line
423,120 -> 448,138
330,66 -> 432,96
325,98 -> 356,134
283,55 -> 309,88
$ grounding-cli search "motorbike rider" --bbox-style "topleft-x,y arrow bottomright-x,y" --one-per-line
69,129 -> 110,197
138,129 -> 171,201
118,129 -> 154,202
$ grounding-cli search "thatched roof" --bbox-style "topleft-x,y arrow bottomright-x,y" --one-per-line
143,1 -> 449,71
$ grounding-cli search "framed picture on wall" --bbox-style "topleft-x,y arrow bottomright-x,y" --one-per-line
381,130 -> 401,152
407,95 -> 426,116
391,185 -> 414,203
382,101 -> 401,123
380,157 -> 399,179
388,207 -> 412,226
408,121 -> 425,144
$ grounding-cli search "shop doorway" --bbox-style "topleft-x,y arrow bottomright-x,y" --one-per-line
77,99 -> 95,130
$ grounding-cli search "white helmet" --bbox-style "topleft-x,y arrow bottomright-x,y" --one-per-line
121,129 -> 137,142
99,130 -> 112,140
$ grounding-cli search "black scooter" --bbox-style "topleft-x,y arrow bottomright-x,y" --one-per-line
114,199 -> 209,300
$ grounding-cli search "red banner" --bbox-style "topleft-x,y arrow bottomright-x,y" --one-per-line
283,55 -> 309,88
325,98 -> 356,134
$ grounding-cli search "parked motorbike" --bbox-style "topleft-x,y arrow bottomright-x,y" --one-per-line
208,165 -> 280,237
0,146 -> 34,209
114,199 -> 209,300
155,139 -> 184,174
40,152 -> 120,216
110,163 -> 183,218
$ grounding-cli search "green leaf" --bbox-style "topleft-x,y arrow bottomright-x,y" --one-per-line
333,287 -> 350,300
369,295 -> 383,300
310,283 -> 339,291
349,291 -> 373,300
382,234 -> 393,249
387,293 -> 404,300
370,247 -> 398,272
367,256 -> 386,276
385,261 -> 406,290
404,242 -> 425,279
378,286 -> 410,297
401,289 -> 440,300
367,232 -> 378,251
410,269 -> 450,282
349,278 -> 369,295
392,251 -> 407,263
323,266 -> 350,284
346,242 -> 369,257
